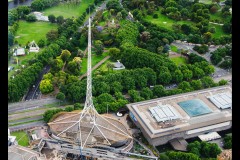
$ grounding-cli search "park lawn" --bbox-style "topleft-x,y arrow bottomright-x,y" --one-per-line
11,131 -> 29,147
210,23 -> 227,38
80,51 -> 109,75
15,20 -> 58,46
8,51 -> 40,79
144,11 -> 194,31
94,59 -> 110,74
199,0 -> 213,4
170,45 -> 178,52
170,57 -> 187,66
210,12 -> 224,22
43,0 -> 94,18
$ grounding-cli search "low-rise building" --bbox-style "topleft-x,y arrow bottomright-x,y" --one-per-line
127,85 -> 232,146
113,60 -> 125,70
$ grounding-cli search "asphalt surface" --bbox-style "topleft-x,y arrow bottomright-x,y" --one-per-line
24,65 -> 50,101
8,97 -> 60,114
9,121 -> 47,132
9,115 -> 43,125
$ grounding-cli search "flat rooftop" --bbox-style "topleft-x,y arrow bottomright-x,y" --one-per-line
127,85 -> 232,139
178,99 -> 212,117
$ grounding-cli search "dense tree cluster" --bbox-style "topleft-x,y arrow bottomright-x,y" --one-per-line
94,92 -> 128,113
8,6 -> 31,25
106,0 -> 122,13
210,45 -> 232,69
193,44 -> 209,54
139,21 -> 180,53
8,43 -> 61,102
8,62 -> 43,102
116,20 -> 139,46
223,135 -> 232,149
188,53 -> 207,64
120,46 -> 177,73
26,14 -> 37,22
187,141 -> 222,158
165,151 -> 200,160
62,67 -> 157,101
31,0 -> 59,11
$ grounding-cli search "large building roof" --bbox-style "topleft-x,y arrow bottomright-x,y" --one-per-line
48,111 -> 132,148
127,85 -> 232,139
149,104 -> 180,122
8,145 -> 42,160
208,92 -> 232,109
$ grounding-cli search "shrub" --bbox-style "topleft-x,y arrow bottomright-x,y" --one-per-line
26,14 -> 37,22
74,103 -> 84,110
153,13 -> 158,18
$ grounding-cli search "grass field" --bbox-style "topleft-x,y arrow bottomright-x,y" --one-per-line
145,10 -> 228,38
15,20 -> 58,46
170,45 -> 178,52
80,51 -> 109,74
43,0 -> 94,18
170,57 -> 187,66
144,11 -> 194,31
11,131 -> 29,146
209,23 -> 226,38
199,0 -> 213,4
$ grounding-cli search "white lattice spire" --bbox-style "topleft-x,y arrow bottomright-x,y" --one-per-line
48,16 -> 132,150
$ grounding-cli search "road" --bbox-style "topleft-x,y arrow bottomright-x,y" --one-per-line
8,97 -> 60,114
9,115 -> 43,125
9,121 -> 47,132
24,65 -> 51,101
83,1 -> 108,27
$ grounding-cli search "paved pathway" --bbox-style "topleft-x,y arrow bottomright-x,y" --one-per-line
79,55 -> 110,80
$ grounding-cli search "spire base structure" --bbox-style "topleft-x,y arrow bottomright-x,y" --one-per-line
48,17 -> 132,150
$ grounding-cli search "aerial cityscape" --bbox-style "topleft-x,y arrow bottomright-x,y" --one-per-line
8,0 -> 232,159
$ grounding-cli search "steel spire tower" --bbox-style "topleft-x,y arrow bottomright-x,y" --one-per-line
48,16 -> 132,150
81,16 -> 96,120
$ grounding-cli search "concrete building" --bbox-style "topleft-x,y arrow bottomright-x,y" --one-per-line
127,85 -> 232,146
8,145 -> 46,160
13,47 -> 25,56
8,129 -> 17,146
